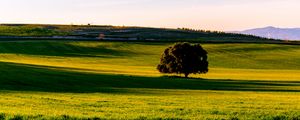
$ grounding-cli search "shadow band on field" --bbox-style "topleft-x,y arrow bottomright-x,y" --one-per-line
0,42 -> 137,58
0,61 -> 300,93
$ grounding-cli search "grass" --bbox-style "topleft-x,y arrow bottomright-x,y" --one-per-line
0,41 -> 300,119
0,25 -> 67,37
1,41 -> 300,80
0,90 -> 300,120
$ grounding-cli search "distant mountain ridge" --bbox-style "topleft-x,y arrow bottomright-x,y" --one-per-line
235,26 -> 300,41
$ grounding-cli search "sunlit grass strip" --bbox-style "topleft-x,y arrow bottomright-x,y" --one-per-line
0,90 -> 299,119
1,54 -> 300,81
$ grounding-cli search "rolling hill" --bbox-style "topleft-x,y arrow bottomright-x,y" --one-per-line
0,24 -> 275,42
0,41 -> 300,119
0,24 -> 300,119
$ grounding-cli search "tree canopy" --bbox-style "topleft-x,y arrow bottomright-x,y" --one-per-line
157,42 -> 208,78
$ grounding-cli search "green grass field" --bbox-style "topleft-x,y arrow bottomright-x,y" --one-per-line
0,41 -> 300,119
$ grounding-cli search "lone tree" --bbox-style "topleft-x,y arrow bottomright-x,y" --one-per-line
157,42 -> 208,78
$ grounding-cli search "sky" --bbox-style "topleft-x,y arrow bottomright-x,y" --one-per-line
0,0 -> 300,31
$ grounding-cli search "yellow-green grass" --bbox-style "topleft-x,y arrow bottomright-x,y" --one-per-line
0,41 -> 300,119
0,90 -> 300,120
0,41 -> 300,80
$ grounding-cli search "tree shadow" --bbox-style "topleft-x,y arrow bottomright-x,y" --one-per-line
0,61 -> 300,94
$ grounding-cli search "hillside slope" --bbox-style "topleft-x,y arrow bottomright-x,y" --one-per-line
0,41 -> 300,119
1,41 -> 300,80
0,24 -> 274,42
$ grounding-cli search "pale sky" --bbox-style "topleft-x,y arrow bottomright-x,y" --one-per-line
0,0 -> 300,31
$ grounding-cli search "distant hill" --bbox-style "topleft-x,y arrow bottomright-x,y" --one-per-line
1,24 -> 293,44
235,26 -> 300,41
0,24 -> 272,41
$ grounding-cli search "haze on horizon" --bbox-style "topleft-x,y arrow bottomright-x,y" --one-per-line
0,0 -> 300,31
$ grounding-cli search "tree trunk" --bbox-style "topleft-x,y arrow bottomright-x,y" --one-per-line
184,73 -> 189,78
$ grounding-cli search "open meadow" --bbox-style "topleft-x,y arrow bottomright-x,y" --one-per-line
0,41 -> 300,119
